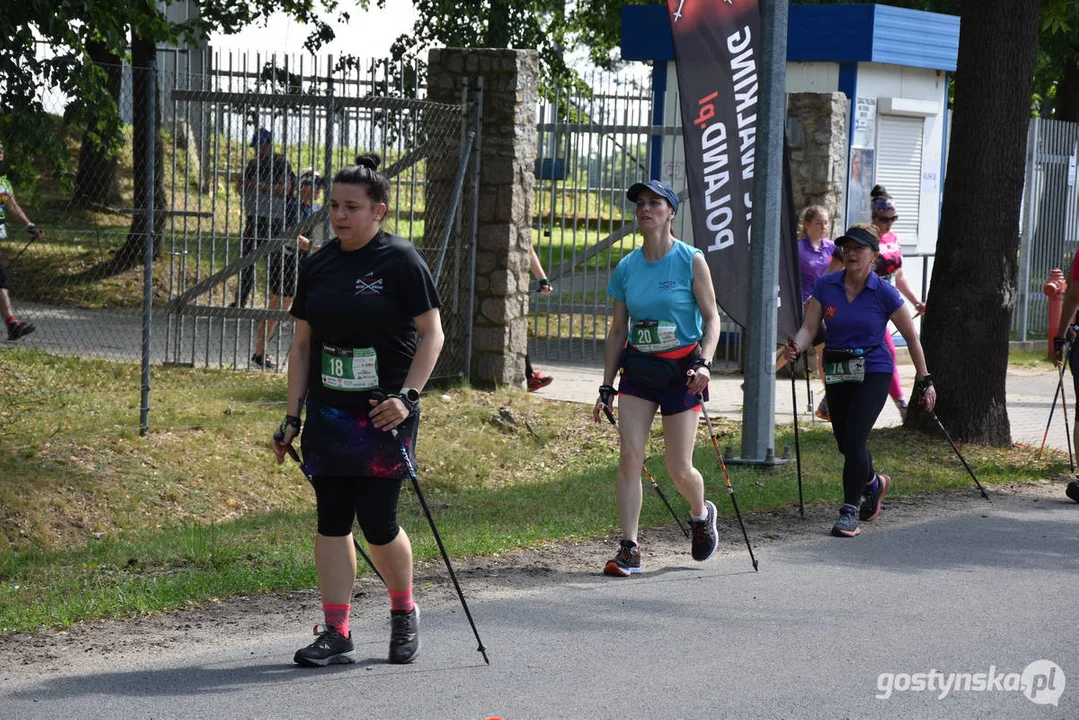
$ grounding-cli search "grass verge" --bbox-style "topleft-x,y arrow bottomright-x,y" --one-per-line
0,351 -> 1068,633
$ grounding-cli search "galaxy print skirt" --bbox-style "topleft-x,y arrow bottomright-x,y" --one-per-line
300,399 -> 419,478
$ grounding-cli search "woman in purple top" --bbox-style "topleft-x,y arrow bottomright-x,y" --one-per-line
784,223 -> 936,538
777,206 -> 834,415
798,205 -> 835,303
826,186 -> 926,420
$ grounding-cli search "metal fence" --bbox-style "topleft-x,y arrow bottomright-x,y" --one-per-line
526,67 -> 744,368
1017,116 -> 1079,339
528,70 -> 1079,360
0,52 -> 478,431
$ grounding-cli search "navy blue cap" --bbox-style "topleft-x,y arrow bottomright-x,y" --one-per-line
836,225 -> 880,251
250,128 -> 272,147
627,179 -> 679,214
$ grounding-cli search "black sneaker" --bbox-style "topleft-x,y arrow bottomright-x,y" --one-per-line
603,539 -> 642,576
688,500 -> 719,561
6,321 -> 34,341
388,606 -> 420,664
1067,480 -> 1079,503
251,353 -> 276,370
859,473 -> 891,522
294,625 -> 356,667
831,505 -> 861,537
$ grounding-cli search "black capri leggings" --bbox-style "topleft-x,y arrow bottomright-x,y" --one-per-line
311,476 -> 403,546
824,372 -> 892,506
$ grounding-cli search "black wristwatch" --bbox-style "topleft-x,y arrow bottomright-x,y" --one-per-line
692,357 -> 711,371
279,414 -> 301,436
393,387 -> 420,416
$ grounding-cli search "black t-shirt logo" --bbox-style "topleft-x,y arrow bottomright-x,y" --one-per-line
355,275 -> 384,295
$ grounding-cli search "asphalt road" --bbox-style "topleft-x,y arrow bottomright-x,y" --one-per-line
3,487 -> 1076,720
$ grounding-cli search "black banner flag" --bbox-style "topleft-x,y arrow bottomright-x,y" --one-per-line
666,0 -> 802,342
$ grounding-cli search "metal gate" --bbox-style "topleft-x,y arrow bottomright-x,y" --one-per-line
1017,117 -> 1079,339
159,54 -> 479,382
528,67 -> 744,366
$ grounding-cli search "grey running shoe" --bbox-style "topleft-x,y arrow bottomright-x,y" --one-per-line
688,500 -> 719,561
388,606 -> 420,664
859,473 -> 891,522
895,398 -> 909,421
294,625 -> 356,667
831,505 -> 861,537
603,539 -> 642,576
815,396 -> 830,422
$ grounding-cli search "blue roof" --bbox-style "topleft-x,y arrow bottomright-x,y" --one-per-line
621,3 -> 959,72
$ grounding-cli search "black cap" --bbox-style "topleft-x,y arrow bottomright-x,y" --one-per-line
836,226 -> 880,252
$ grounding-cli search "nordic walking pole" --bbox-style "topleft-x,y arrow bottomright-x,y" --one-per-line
925,410 -> 991,501
788,341 -> 805,517
697,397 -> 759,571
274,432 -> 386,586
803,351 -> 812,415
600,402 -> 690,538
1058,346 -> 1075,471
1040,349 -> 1066,462
1041,340 -> 1071,461
372,392 -> 490,665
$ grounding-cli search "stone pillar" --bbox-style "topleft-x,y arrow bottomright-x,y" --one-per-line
427,48 -> 539,388
786,92 -> 849,237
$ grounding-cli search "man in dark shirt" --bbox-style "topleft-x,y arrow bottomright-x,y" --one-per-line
234,128 -> 295,314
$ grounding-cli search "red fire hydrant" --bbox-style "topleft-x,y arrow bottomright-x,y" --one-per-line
1044,268 -> 1068,359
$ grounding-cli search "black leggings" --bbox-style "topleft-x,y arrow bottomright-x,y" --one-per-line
825,373 -> 892,506
312,476 -> 403,546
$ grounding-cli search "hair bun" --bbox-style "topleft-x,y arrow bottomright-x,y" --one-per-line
355,152 -> 382,171
870,184 -> 890,199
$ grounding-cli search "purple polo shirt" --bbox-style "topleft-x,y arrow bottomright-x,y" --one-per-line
798,236 -> 836,302
811,269 -> 904,374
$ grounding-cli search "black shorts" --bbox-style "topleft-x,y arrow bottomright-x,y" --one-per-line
616,345 -> 707,416
0,254 -> 7,290
268,248 -> 304,297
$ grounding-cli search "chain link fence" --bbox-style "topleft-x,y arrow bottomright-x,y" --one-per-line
1,54 -> 478,434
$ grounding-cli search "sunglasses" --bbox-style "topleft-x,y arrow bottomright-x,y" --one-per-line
878,215 -> 898,223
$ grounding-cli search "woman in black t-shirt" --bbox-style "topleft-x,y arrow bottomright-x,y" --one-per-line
272,153 -> 444,668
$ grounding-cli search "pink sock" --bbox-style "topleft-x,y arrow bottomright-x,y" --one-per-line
323,603 -> 350,637
389,584 -> 415,613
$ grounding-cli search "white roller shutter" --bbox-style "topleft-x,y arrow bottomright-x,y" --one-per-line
876,114 -> 924,245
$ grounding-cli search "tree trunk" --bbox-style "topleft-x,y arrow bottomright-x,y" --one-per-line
1053,49 -> 1079,124
910,0 -> 1040,445
73,41 -> 123,208
112,33 -> 167,270
485,0 -> 511,47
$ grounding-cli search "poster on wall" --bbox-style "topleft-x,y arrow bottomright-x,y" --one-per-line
848,148 -> 875,226
847,97 -> 877,225
852,97 -> 877,149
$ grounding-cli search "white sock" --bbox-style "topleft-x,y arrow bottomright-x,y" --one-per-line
691,510 -> 708,521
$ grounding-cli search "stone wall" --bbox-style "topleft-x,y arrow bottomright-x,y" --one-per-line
427,48 -> 539,388
786,92 -> 849,237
